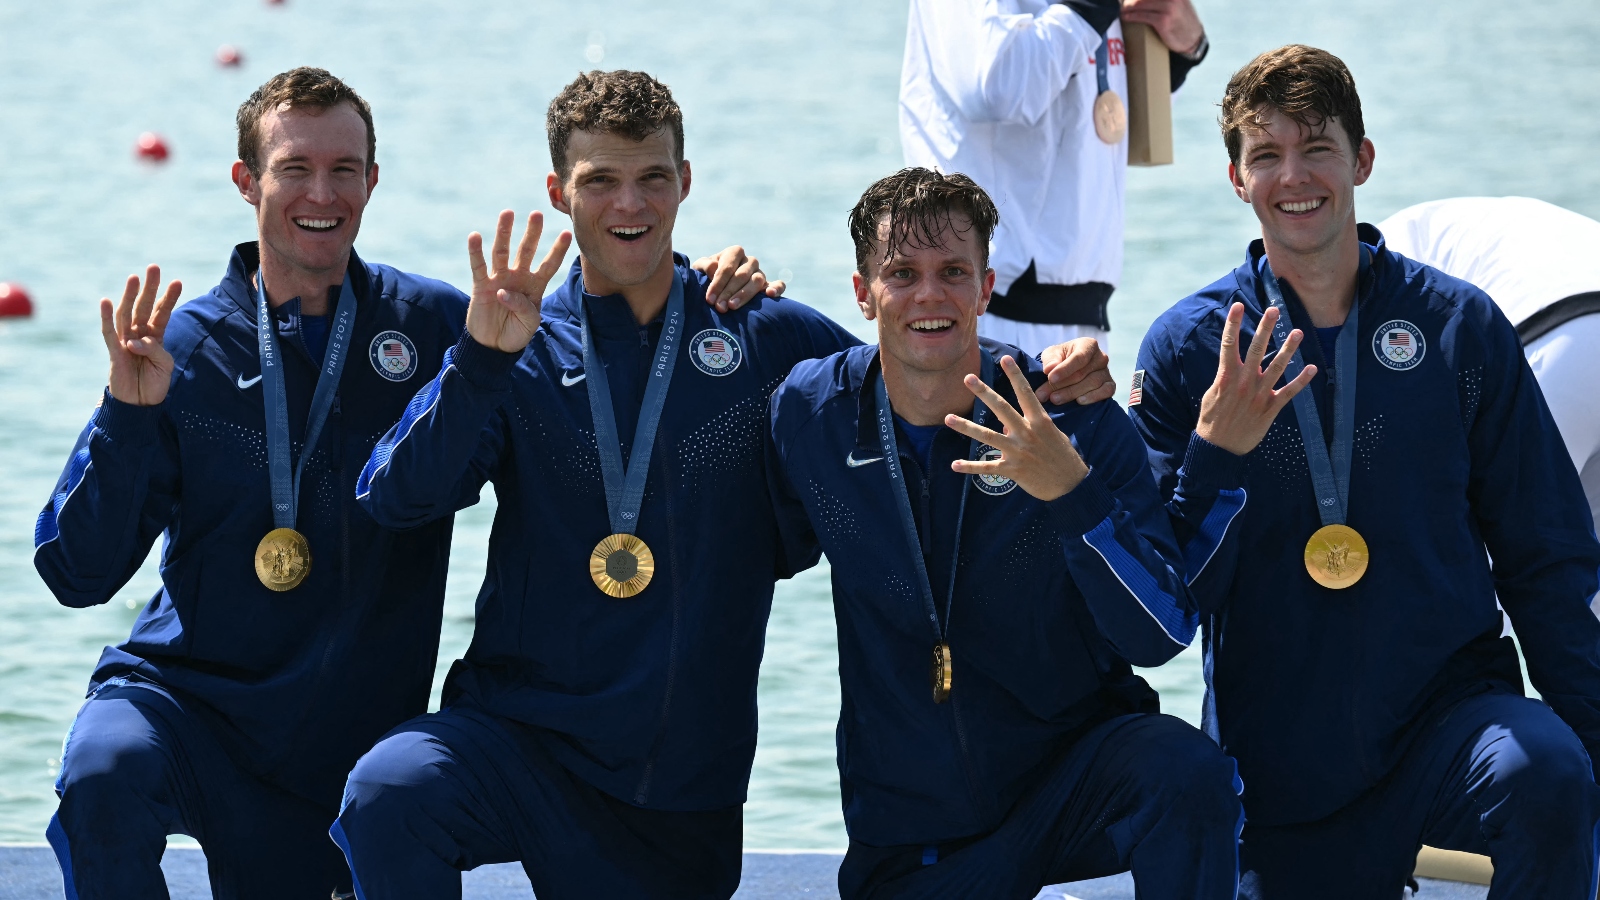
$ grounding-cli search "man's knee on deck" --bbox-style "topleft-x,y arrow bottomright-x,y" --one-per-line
56,698 -> 173,813
1477,712 -> 1600,835
1127,715 -> 1243,822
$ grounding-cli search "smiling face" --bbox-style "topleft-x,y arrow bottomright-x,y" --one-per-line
1229,105 -> 1373,259
548,127 -> 689,298
854,212 -> 994,377
232,102 -> 377,289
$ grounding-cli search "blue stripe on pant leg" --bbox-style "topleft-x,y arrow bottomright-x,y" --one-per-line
329,819 -> 369,900
47,812 -> 80,900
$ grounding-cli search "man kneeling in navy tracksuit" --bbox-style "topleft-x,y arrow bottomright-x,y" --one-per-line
332,73 -> 1114,900
764,168 -> 1245,900
1130,46 -> 1600,897
32,67 -> 777,900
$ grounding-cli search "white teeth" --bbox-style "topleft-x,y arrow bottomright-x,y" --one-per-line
295,218 -> 338,229
1277,198 -> 1323,213
910,319 -> 953,331
610,225 -> 648,235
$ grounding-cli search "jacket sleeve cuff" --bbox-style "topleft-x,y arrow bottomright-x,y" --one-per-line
93,390 -> 162,446
1047,466 -> 1118,537
1179,432 -> 1246,492
450,331 -> 520,391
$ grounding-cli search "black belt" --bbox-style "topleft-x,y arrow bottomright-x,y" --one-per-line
985,261 -> 1112,328
1518,291 -> 1600,345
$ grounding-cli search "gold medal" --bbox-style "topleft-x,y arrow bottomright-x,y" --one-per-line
590,533 -> 656,598
932,641 -> 953,704
255,527 -> 310,591
1093,90 -> 1126,145
1304,524 -> 1369,589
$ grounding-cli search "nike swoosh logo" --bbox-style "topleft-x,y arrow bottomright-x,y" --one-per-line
845,452 -> 884,468
560,372 -> 586,387
237,374 -> 262,389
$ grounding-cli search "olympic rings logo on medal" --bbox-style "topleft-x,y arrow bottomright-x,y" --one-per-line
689,328 -> 742,376
971,445 -> 1017,495
369,330 -> 418,382
1371,319 -> 1425,371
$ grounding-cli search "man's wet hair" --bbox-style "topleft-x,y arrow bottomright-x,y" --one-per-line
547,70 -> 685,181
1220,45 -> 1365,166
236,67 -> 376,177
849,168 -> 999,275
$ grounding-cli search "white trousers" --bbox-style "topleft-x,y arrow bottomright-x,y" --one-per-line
1525,313 -> 1600,534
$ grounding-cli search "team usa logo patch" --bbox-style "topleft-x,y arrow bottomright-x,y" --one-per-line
369,330 -> 418,382
1128,369 -> 1146,406
971,445 -> 1017,496
1371,320 -> 1425,371
689,328 -> 742,376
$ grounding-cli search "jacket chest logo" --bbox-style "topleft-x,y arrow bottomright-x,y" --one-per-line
689,328 -> 742,376
972,445 -> 1017,495
369,330 -> 417,382
1372,320 -> 1425,371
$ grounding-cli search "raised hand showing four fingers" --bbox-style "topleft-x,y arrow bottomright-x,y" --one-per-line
1196,302 -> 1317,456
101,264 -> 182,407
945,355 -> 1090,502
465,210 -> 574,353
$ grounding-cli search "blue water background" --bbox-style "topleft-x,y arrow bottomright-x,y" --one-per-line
1,0 -> 1596,848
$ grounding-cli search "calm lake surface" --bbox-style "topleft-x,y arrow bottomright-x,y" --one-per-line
1,0 -> 1597,850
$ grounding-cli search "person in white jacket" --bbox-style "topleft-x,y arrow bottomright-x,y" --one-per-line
900,0 -> 1208,356
1380,196 -> 1600,534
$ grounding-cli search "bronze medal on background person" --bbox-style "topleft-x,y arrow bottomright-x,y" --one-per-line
590,533 -> 656,599
255,527 -> 311,592
1305,523 -> 1369,589
1093,91 -> 1126,145
1091,33 -> 1125,145
579,275 -> 687,598
252,270 -> 358,592
1259,251 -> 1375,591
932,641 -> 953,704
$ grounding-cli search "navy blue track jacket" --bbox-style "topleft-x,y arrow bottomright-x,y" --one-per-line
356,255 -> 859,811
33,244 -> 468,805
765,341 -> 1220,846
1129,226 -> 1600,827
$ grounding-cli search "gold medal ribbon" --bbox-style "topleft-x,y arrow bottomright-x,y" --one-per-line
1260,252 -> 1372,589
578,274 -> 686,598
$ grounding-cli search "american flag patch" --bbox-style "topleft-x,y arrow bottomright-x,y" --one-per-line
1387,331 -> 1410,347
383,343 -> 405,357
702,339 -> 726,354
1128,369 -> 1145,406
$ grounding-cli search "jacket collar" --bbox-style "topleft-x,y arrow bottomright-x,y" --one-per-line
218,241 -> 373,321
1233,222 -> 1390,321
847,338 -> 1030,460
545,252 -> 695,336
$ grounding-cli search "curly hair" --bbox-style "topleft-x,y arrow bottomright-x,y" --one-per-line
1220,45 -> 1365,165
848,168 -> 999,275
236,67 -> 375,176
546,70 -> 684,179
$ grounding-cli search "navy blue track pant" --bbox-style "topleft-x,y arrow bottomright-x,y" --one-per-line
837,714 -> 1244,900
47,677 -> 350,900
332,707 -> 743,900
1240,690 -> 1600,899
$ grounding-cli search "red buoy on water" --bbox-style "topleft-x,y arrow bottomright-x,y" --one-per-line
216,45 -> 243,67
0,283 -> 34,318
136,132 -> 170,163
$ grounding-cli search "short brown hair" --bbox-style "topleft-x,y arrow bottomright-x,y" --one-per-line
849,168 -> 999,275
546,70 -> 684,180
1220,45 -> 1364,165
236,67 -> 376,176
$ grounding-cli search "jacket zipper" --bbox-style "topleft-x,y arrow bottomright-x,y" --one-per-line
633,323 -> 682,806
914,459 -> 988,822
